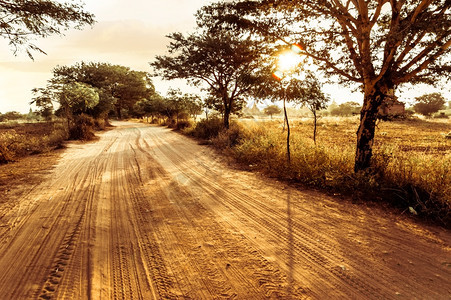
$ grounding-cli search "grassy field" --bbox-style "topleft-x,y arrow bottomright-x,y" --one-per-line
202,115 -> 450,226
0,121 -> 68,163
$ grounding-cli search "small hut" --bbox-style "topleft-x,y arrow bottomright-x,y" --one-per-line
378,89 -> 406,118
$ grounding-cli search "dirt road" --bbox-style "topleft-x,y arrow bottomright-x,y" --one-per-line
0,122 -> 449,299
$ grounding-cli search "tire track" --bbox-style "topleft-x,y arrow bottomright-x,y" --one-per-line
140,124 -> 450,299
0,122 -> 449,299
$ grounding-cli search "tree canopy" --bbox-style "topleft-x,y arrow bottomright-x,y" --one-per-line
264,104 -> 281,118
33,62 -> 157,120
151,14 -> 269,128
0,0 -> 95,59
413,92 -> 446,116
209,0 -> 451,171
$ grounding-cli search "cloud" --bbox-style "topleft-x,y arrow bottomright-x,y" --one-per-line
60,20 -> 169,56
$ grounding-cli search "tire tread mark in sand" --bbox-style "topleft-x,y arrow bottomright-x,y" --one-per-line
4,162 -> 93,299
136,133 -> 305,298
200,180 -> 411,298
188,168 -> 385,299
148,130 -> 391,299
129,140 -> 194,299
167,181 -> 307,299
133,135 -> 239,298
110,138 -> 139,300
36,156 -> 106,300
165,184 -> 237,299
37,214 -> 83,300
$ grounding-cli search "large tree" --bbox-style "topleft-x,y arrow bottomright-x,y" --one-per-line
151,27 -> 267,128
208,0 -> 451,172
413,92 -> 446,116
51,62 -> 155,119
0,0 -> 95,59
33,62 -> 156,120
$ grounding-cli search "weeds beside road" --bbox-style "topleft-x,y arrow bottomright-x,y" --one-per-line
0,115 -> 108,164
181,116 -> 451,226
0,121 -> 68,164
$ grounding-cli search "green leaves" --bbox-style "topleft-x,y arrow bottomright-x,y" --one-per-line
33,62 -> 157,120
0,0 -> 95,59
413,92 -> 447,116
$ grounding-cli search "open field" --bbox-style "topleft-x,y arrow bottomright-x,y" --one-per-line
0,122 -> 449,299
238,116 -> 450,156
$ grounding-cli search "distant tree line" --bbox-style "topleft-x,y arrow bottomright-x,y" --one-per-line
0,110 -> 39,122
31,62 -> 208,132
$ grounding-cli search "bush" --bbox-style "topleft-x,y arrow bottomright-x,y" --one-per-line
413,93 -> 446,116
94,118 -> 106,130
371,148 -> 450,222
69,114 -> 95,141
175,120 -> 192,131
190,117 -> 224,140
0,132 -> 16,163
211,122 -> 244,149
0,129 -> 61,163
48,122 -> 68,148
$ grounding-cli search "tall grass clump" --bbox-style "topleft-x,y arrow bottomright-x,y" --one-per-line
69,114 -> 95,141
175,120 -> 193,131
231,124 -> 356,188
372,147 -> 450,223
188,117 -> 224,140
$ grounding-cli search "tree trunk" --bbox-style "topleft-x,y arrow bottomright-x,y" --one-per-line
116,106 -> 122,120
313,109 -> 317,145
223,108 -> 231,129
283,90 -> 291,163
223,96 -> 232,129
354,82 -> 390,172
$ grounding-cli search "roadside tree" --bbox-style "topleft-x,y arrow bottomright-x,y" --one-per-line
151,26 -> 266,129
210,0 -> 451,172
52,62 -> 155,119
34,62 -> 157,120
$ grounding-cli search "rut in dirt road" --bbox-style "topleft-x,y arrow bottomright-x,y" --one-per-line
0,122 -> 449,299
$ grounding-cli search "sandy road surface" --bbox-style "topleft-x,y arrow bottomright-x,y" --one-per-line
0,121 -> 449,299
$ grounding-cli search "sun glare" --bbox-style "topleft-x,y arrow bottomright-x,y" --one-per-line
277,50 -> 302,72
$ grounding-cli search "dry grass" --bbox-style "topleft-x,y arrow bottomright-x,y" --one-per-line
0,121 -> 68,164
207,116 -> 450,226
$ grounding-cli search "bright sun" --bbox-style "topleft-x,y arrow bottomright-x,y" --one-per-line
277,50 -> 302,72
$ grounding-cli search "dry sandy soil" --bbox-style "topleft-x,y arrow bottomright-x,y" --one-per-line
0,121 -> 449,299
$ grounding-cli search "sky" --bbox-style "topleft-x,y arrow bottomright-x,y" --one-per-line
0,0 -> 449,113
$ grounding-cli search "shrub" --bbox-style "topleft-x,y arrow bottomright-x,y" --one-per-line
69,114 -> 95,141
175,120 -> 192,131
211,122 -> 244,149
94,118 -> 106,130
190,117 -> 224,140
0,132 -> 16,163
48,122 -> 68,148
371,147 -> 450,222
